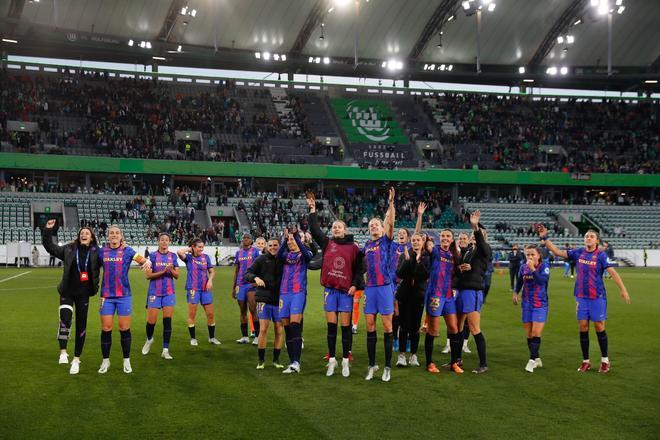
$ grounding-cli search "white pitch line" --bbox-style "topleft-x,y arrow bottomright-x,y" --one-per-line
0,271 -> 33,284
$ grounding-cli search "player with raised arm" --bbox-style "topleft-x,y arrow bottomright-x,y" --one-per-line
97,225 -> 152,374
363,187 -> 396,382
177,239 -> 219,347
232,234 -> 261,344
277,227 -> 314,373
141,233 -> 179,360
537,225 -> 630,373
513,245 -> 550,373
307,192 -> 362,378
455,211 -> 492,374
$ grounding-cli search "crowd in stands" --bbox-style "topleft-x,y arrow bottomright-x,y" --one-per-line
421,93 -> 659,174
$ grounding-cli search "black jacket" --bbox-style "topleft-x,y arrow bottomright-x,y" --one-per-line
395,251 -> 429,303
244,252 -> 283,305
508,250 -> 523,268
42,228 -> 100,297
457,229 -> 492,291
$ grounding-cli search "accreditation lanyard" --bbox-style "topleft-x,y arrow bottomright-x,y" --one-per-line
77,248 -> 90,282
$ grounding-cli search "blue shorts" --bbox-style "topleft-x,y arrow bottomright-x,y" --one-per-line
576,297 -> 607,322
187,289 -> 213,305
279,293 -> 306,319
323,288 -> 353,313
147,294 -> 176,309
257,302 -> 281,322
522,304 -> 548,323
100,296 -> 132,316
456,290 -> 483,314
364,284 -> 395,315
237,284 -> 253,302
426,291 -> 457,317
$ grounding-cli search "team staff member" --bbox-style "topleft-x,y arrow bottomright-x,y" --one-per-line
513,245 -> 550,373
537,226 -> 630,373
277,228 -> 314,373
363,187 -> 396,382
389,227 -> 411,352
177,239 -> 219,347
232,234 -> 261,344
508,245 -> 523,291
307,193 -> 362,378
141,233 -> 179,360
244,239 -> 285,369
394,232 -> 428,369
42,219 -> 101,375
456,210 -> 492,374
98,226 -> 151,374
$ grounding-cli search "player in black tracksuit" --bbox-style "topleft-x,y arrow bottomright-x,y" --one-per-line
456,210 -> 492,374
244,239 -> 285,368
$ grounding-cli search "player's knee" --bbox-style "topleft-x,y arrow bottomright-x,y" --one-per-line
59,305 -> 73,325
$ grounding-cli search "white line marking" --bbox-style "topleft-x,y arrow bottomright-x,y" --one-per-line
0,271 -> 33,284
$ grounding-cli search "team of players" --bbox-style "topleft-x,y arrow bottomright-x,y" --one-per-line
50,189 -> 631,378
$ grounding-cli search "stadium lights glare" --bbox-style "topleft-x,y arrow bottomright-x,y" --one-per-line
385,59 -> 403,71
590,0 -> 598,6
315,57 -> 321,64
546,66 -> 558,75
152,56 -> 166,61
645,80 -> 658,84
177,45 -> 182,52
523,79 -> 535,83
180,6 -> 197,17
615,0 -> 623,5
1,38 -> 18,44
255,52 -> 261,59
597,0 -> 609,15
323,57 -> 330,64
560,66 -> 568,75
281,54 -> 287,61
127,39 -> 134,47
518,66 -> 526,74
573,19 -> 582,25
139,41 -> 146,48
448,15 -> 455,21
262,52 -> 271,60
273,54 -> 280,61
145,42 -> 152,49
557,36 -> 564,44
447,64 -> 453,71
567,35 -> 575,44
440,64 -> 446,71
488,3 -> 496,12
334,0 -> 351,7
617,6 -> 625,14
462,1 -> 470,10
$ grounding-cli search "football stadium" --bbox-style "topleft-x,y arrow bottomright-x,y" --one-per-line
0,0 -> 659,438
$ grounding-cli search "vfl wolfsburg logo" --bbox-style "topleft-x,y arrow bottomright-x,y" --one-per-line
344,100 -> 392,142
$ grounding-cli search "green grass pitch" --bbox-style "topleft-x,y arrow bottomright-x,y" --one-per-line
0,266 -> 658,439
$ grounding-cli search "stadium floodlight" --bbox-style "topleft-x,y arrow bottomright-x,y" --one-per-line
255,52 -> 262,59
573,18 -> 582,25
481,0 -> 491,4
615,0 -> 623,5
146,42 -> 152,49
181,6 -> 187,15
190,9 -> 197,17
127,39 -> 134,47
382,61 -> 387,68
423,63 -> 429,70
334,0 -> 351,7
518,66 -> 526,74
263,52 -> 271,60
617,6 -> 625,14
429,64 -> 436,71
2,38 -> 18,44
323,57 -> 330,64
385,59 -> 403,71
567,35 -> 575,44
523,79 -> 534,83
597,0 -> 609,15
645,80 -> 658,84
546,66 -> 558,75
440,64 -> 446,71
281,54 -> 287,61
177,45 -> 182,52
447,64 -> 453,71
139,41 -> 146,48
590,0 -> 598,6
308,56 -> 313,63
448,15 -> 455,21
152,56 -> 166,61
488,3 -> 496,12
557,36 -> 564,44
315,57 -> 321,64
462,1 -> 471,10
560,66 -> 568,75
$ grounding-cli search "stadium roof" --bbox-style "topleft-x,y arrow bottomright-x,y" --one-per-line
1,0 -> 659,91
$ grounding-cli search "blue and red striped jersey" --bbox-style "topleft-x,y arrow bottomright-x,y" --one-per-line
148,251 -> 178,296
184,253 -> 213,291
99,245 -> 136,298
235,247 -> 261,286
278,235 -> 313,294
567,248 -> 612,299
516,262 -> 550,307
363,235 -> 393,287
426,246 -> 455,299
